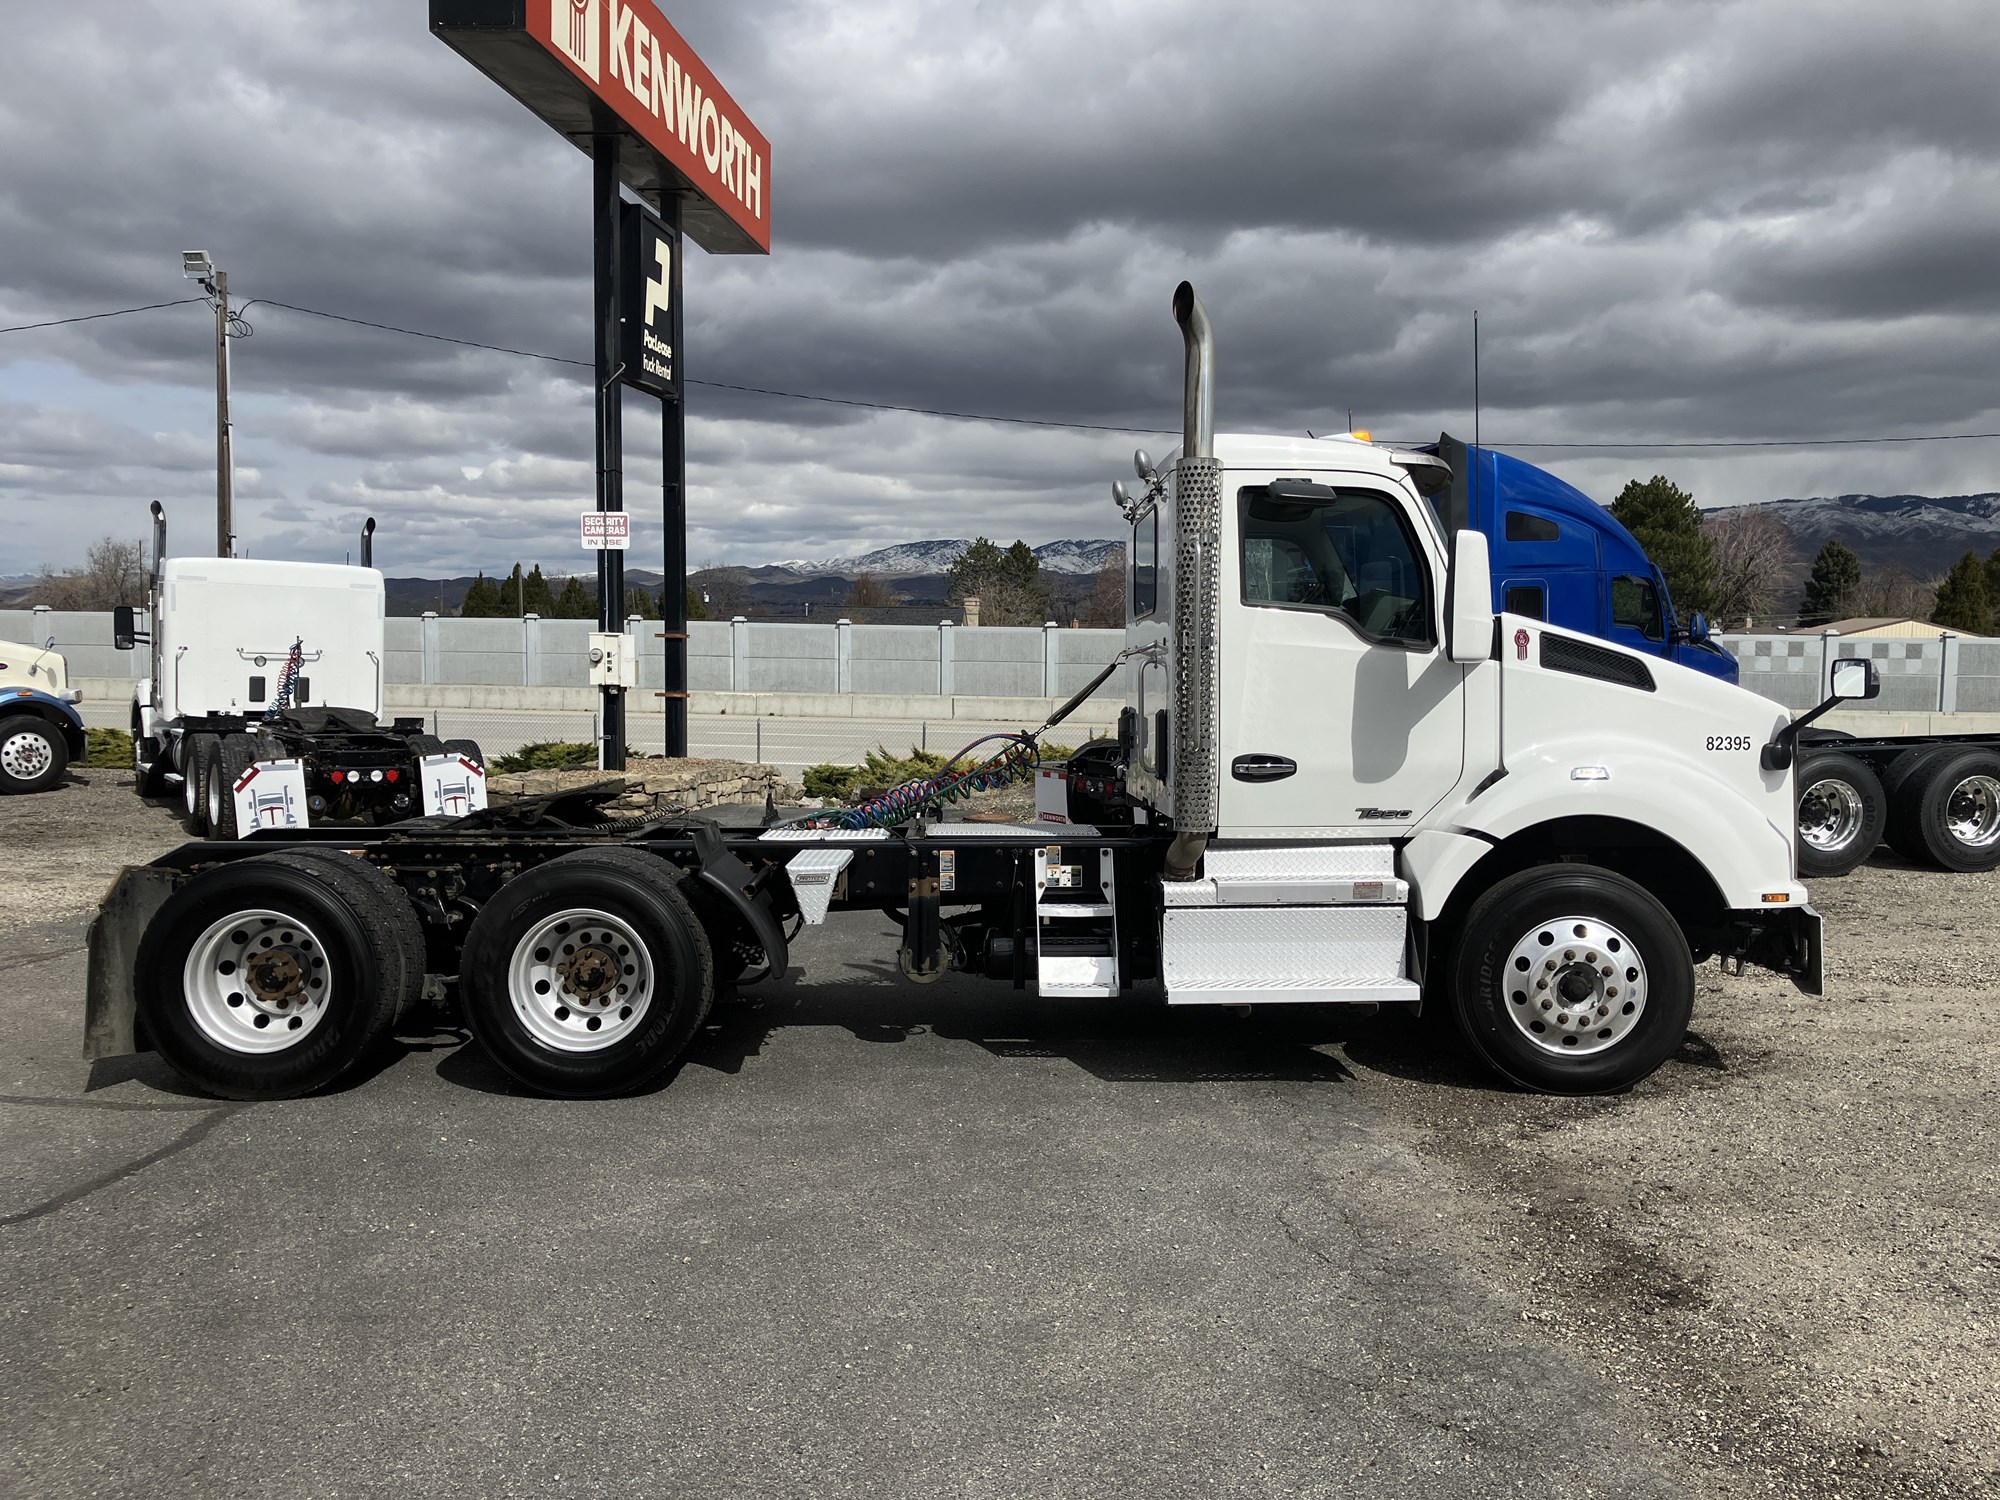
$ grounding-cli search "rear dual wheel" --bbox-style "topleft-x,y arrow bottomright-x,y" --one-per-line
1794,751 -> 1886,878
136,851 -> 426,1100
1885,747 -> 2000,873
458,849 -> 714,1097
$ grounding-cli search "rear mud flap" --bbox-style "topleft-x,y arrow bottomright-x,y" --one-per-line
84,866 -> 179,1060
688,822 -> 790,978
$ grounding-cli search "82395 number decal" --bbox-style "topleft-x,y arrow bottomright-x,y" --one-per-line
1705,735 -> 1753,752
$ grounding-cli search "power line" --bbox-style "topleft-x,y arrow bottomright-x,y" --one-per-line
11,291 -> 2000,449
0,297 -> 207,335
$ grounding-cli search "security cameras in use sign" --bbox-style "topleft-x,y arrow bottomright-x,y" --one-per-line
582,512 -> 631,550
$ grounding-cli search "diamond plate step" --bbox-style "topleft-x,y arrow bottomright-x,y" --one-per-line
1165,843 -> 1407,906
1163,905 -> 1417,1006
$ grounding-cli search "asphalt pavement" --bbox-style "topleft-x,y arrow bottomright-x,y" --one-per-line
2,907 -> 1698,1500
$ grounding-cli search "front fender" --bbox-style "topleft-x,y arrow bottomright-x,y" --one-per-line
1434,751 -> 1802,911
1,687 -> 87,756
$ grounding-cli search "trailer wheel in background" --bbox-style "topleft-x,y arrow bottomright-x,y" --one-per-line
459,848 -> 713,1097
0,714 -> 67,794
1795,751 -> 1886,877
1885,747 -> 2000,872
134,852 -> 410,1100
1449,865 -> 1694,1095
180,733 -> 217,834
208,734 -> 259,840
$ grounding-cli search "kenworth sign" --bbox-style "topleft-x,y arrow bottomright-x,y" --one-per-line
431,0 -> 771,255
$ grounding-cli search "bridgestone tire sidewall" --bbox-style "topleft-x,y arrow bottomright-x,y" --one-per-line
1795,751 -> 1886,878
136,861 -> 391,1101
460,854 -> 712,1098
1452,867 -> 1694,1095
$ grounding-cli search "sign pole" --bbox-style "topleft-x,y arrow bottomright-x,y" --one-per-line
661,192 -> 688,758
593,132 -> 626,771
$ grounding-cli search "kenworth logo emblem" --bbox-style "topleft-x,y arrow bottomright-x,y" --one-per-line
555,0 -> 601,82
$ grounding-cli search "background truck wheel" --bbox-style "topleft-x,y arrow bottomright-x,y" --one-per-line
180,733 -> 217,833
133,720 -> 167,797
134,851 -> 412,1100
1795,751 -> 1886,877
458,848 -> 714,1098
208,733 -> 260,840
442,738 -> 484,770
1884,747 -> 2000,872
0,714 -> 67,794
408,734 -> 445,758
1449,865 -> 1694,1094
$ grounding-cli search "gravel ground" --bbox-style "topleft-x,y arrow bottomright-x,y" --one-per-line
5,772 -> 1996,1498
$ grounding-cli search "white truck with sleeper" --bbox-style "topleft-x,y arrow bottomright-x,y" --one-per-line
117,508 -> 485,838
83,284 -> 1865,1103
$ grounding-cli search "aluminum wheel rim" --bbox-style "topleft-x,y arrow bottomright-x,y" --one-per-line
206,757 -> 225,828
507,907 -> 655,1053
183,750 -> 202,815
1799,777 -> 1865,852
182,909 -> 332,1054
1945,775 -> 2000,849
0,728 -> 53,781
1501,915 -> 1647,1058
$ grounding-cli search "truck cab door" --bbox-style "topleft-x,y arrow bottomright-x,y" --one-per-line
1217,478 -> 1464,837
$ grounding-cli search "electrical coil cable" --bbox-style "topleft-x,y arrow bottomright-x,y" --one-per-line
782,644 -> 1158,833
264,638 -> 304,720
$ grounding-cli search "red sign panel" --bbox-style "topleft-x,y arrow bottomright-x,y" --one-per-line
529,0 -> 769,252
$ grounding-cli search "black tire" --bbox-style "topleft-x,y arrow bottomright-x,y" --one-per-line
1795,751 -> 1886,878
271,848 -> 430,1022
1449,865 -> 1694,1094
407,734 -> 446,758
1884,747 -> 2000,872
459,848 -> 714,1097
208,734 -> 260,840
132,709 -> 168,797
134,851 -> 411,1100
180,733 -> 217,833
0,714 -> 67,794
442,738 -> 485,771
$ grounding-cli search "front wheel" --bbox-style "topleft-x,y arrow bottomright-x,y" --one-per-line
1449,865 -> 1694,1094
459,848 -> 714,1097
0,714 -> 67,794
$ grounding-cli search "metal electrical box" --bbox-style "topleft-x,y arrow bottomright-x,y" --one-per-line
587,632 -> 638,688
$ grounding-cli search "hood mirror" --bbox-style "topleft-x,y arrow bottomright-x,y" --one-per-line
1133,449 -> 1157,483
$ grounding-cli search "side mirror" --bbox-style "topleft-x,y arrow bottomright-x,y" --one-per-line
112,605 -> 137,651
1133,449 -> 1157,483
1687,611 -> 1710,645
1447,529 -> 1494,665
1830,657 -> 1879,701
1112,480 -> 1132,513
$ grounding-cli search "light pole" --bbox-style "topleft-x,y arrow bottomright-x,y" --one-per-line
182,251 -> 233,558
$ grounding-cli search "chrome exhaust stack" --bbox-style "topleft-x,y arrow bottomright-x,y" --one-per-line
360,516 -> 376,569
1164,281 -> 1222,881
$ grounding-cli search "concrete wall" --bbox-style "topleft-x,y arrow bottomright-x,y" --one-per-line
1717,631 -> 1977,715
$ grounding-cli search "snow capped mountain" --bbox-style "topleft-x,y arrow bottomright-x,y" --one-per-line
769,539 -> 1122,577
1708,493 -> 2000,575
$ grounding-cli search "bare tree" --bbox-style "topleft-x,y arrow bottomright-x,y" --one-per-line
1079,551 -> 1126,628
688,561 -> 750,620
1849,564 -> 1937,623
31,536 -> 148,610
1703,508 -> 1799,629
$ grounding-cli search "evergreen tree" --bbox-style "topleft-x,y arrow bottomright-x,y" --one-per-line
1608,476 -> 1716,618
497,563 -> 529,617
629,585 -> 659,620
521,564 -> 556,617
946,538 -> 1006,604
1797,539 -> 1862,626
685,585 -> 708,621
1932,550 -> 1991,634
1984,547 -> 2000,634
460,572 -> 503,617
947,537 -> 1053,624
552,575 -> 594,619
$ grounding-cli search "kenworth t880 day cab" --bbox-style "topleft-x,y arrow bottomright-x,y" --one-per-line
83,283 -> 1860,1104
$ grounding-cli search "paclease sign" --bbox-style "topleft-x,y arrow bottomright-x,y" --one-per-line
532,0 -> 770,253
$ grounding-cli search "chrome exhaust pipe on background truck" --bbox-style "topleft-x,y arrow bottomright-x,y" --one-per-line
360,516 -> 376,569
1164,281 -> 1220,881
150,501 -> 167,583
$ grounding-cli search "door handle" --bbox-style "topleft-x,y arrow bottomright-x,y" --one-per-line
1231,754 -> 1297,782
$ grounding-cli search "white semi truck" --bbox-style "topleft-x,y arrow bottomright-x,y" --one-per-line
84,283 -> 1863,1103
116,508 -> 485,837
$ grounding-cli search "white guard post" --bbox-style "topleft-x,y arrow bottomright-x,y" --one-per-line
231,759 -> 310,837
420,753 -> 488,818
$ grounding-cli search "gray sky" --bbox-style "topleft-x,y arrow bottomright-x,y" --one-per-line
3,0 -> 1997,576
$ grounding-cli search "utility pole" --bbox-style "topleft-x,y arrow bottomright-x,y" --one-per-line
182,251 -> 234,557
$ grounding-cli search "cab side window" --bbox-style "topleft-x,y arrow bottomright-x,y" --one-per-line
1131,507 -> 1158,619
1610,575 -> 1663,641
1239,484 -> 1434,648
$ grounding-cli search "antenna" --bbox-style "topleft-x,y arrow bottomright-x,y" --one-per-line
1472,309 -> 1481,519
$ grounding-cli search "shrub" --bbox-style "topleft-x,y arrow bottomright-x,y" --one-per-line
82,727 -> 135,768
491,740 -> 598,774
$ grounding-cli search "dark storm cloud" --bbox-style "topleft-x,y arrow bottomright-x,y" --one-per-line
2,0 -> 1998,573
